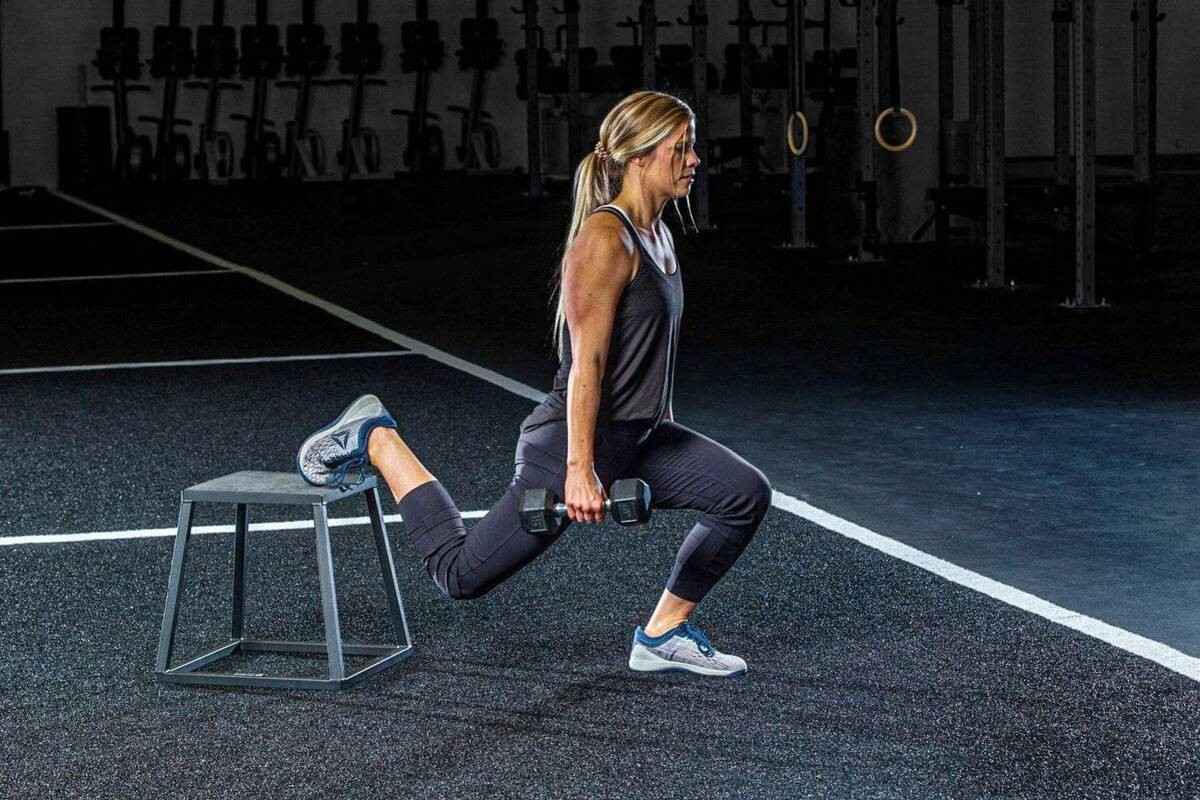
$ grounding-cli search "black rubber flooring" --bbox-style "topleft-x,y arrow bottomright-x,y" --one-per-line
4,501 -> 1199,800
2,177 -> 1199,798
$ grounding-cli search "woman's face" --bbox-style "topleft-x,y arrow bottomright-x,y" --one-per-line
637,120 -> 700,200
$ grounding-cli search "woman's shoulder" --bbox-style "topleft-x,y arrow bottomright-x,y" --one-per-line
587,204 -> 627,232
567,210 -> 638,287
574,209 -> 637,258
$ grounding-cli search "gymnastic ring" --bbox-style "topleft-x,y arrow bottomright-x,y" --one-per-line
874,106 -> 918,152
786,110 -> 810,157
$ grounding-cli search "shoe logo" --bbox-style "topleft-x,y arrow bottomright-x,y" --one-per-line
332,432 -> 350,449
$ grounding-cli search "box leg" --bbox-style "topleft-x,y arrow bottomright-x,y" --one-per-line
156,500 -> 196,672
231,503 -> 248,640
366,486 -> 413,648
313,503 -> 345,681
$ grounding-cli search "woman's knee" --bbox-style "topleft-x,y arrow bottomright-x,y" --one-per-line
750,468 -> 773,522
714,466 -> 773,529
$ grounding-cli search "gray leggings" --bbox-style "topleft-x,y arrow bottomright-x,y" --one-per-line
396,419 -> 772,603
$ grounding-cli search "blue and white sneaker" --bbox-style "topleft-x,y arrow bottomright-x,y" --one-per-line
297,394 -> 398,488
628,622 -> 748,677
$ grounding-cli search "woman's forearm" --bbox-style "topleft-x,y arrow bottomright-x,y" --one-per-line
566,361 -> 603,468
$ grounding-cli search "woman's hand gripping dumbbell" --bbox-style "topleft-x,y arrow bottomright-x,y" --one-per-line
519,478 -> 653,536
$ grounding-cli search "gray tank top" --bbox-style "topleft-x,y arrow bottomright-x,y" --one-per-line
521,204 -> 683,443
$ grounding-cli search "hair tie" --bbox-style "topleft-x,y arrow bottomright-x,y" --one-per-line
593,142 -> 609,162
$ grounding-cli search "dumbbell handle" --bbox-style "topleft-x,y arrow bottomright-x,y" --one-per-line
549,477 -> 651,526
551,497 -> 617,521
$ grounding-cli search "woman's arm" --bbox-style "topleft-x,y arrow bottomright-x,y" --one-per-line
562,213 -> 637,470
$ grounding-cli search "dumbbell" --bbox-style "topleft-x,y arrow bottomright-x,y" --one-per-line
520,478 -> 652,536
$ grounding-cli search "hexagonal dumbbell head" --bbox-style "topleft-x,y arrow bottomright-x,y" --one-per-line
608,478 -> 652,526
519,487 -> 558,535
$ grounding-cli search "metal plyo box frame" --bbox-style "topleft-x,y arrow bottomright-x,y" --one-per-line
155,471 -> 414,690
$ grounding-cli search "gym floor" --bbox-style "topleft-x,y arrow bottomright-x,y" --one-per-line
1,177 -> 1198,799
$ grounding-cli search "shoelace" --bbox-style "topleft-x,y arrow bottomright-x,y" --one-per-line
679,622 -> 715,657
326,419 -> 394,491
328,455 -> 370,492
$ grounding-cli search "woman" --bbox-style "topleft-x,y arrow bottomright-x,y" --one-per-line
298,91 -> 771,678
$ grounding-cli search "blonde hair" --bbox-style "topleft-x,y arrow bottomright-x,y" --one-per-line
548,90 -> 698,361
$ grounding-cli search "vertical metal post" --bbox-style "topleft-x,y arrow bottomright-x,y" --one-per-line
876,0 -> 898,243
1052,0 -> 1071,186
1132,0 -> 1157,180
1132,0 -> 1159,254
983,0 -> 1005,287
411,0 -> 434,174
823,0 -> 832,53
856,0 -> 880,256
156,500 -> 196,672
786,0 -> 811,247
466,0 -> 490,170
231,503 -> 248,640
685,0 -> 711,230
968,0 -> 984,187
563,0 -> 583,169
1074,0 -> 1096,305
641,1 -> 658,89
935,0 -> 955,261
366,487 -> 413,648
523,1 -> 544,198
737,0 -> 756,182
0,6 -> 10,188
1051,0 -> 1073,275
313,504 -> 346,681
936,1 -> 955,180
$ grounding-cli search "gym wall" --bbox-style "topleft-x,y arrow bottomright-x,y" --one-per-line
2,2 -> 1198,241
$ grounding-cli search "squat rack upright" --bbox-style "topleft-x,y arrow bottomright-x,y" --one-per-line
927,0 -> 1160,308
0,9 -> 9,187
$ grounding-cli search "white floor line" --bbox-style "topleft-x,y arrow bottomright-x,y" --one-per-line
0,511 -> 486,546
0,221 -> 118,232
43,189 -> 1200,686
0,350 -> 416,377
0,268 -> 231,286
50,190 -> 548,403
771,492 -> 1200,684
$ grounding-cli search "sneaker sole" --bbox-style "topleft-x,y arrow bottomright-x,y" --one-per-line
296,395 -> 388,486
628,646 -> 747,678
